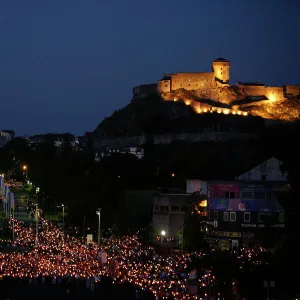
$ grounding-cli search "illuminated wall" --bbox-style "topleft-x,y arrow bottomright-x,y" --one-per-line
157,79 -> 171,93
237,84 -> 285,101
284,85 -> 300,97
212,59 -> 230,85
265,87 -> 285,101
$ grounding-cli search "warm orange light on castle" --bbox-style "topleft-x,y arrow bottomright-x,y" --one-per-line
151,58 -> 300,121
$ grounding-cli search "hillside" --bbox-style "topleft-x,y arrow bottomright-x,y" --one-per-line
94,95 -> 266,138
162,86 -> 300,121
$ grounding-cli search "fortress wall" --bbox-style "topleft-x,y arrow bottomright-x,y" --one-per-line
158,80 -> 171,93
239,85 -> 266,96
133,84 -> 157,98
265,87 -> 285,101
182,99 -> 247,116
170,72 -> 216,90
238,84 -> 285,101
285,85 -> 300,96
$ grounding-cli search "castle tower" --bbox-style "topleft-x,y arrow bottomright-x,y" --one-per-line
212,58 -> 230,86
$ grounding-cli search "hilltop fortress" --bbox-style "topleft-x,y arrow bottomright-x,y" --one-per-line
133,58 -> 300,120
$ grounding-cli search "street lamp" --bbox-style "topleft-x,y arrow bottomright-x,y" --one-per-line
161,230 -> 166,245
96,208 -> 101,247
22,165 -> 27,171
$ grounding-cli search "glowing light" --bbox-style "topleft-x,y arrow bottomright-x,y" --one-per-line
161,230 -> 166,236
199,200 -> 207,207
232,111 -> 236,115
223,109 -> 229,115
237,111 -> 241,115
22,165 -> 27,171
243,112 -> 248,116
217,109 -> 221,114
185,100 -> 191,105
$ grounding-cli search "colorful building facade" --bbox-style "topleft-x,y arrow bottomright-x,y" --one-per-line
206,180 -> 286,250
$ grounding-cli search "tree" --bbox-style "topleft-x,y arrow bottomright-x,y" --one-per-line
179,194 -> 209,252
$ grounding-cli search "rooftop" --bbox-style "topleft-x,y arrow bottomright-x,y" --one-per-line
213,57 -> 230,62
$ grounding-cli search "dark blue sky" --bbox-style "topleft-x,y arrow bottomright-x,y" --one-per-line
1,0 -> 299,136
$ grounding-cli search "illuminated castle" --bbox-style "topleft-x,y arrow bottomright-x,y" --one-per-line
133,58 -> 300,120
157,57 -> 230,93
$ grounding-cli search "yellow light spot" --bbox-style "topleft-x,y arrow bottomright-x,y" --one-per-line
223,109 -> 229,115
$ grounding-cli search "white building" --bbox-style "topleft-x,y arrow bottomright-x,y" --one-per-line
235,157 -> 287,181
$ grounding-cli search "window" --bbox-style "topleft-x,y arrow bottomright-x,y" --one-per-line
244,212 -> 251,222
214,211 -> 218,220
223,211 -> 229,221
225,191 -> 235,199
160,206 -> 169,213
171,206 -> 180,213
230,212 -> 236,222
180,206 -> 186,213
259,212 -> 265,222
279,212 -> 284,223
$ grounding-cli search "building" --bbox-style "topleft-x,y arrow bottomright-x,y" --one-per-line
0,130 -> 15,147
157,58 -> 230,94
157,58 -> 300,102
235,157 -> 287,181
97,146 -> 144,161
132,58 -> 300,102
205,180 -> 286,250
186,157 -> 288,250
152,193 -> 189,242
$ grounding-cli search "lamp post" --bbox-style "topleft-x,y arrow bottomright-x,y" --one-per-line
96,208 -> 101,247
22,165 -> 28,179
161,230 -> 166,245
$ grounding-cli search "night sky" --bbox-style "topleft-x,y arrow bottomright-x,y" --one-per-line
1,0 -> 299,136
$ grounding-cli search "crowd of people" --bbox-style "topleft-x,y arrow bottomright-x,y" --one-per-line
0,217 -> 218,299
